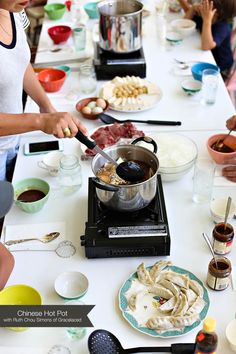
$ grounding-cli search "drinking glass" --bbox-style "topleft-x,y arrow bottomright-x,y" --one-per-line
73,26 -> 86,51
58,154 -> 82,194
65,300 -> 87,340
78,64 -> 97,94
201,69 -> 219,105
192,158 -> 216,203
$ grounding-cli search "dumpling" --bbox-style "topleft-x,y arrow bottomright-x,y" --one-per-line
148,284 -> 174,299
171,313 -> 199,329
137,263 -> 153,286
181,288 -> 198,307
186,296 -> 205,316
189,279 -> 204,298
146,316 -> 174,331
159,296 -> 177,312
161,271 -> 189,289
171,293 -> 188,316
159,279 -> 180,296
149,260 -> 172,282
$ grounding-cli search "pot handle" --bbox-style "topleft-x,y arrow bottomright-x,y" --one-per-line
92,178 -> 119,192
131,136 -> 158,153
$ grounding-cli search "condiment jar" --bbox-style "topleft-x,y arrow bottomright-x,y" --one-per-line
78,63 -> 97,94
207,256 -> 231,291
58,154 -> 82,193
212,222 -> 234,255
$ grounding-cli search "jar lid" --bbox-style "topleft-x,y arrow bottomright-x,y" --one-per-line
60,154 -> 79,170
203,317 -> 216,333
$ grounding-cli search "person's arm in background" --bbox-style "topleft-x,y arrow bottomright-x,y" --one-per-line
177,0 -> 201,18
177,0 -> 191,12
198,0 -> 216,50
222,115 -> 236,182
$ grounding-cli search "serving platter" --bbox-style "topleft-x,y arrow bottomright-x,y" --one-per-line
119,262 -> 209,338
99,76 -> 163,113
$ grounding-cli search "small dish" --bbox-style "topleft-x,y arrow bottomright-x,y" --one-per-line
55,65 -> 71,77
226,318 -> 236,352
210,198 -> 236,223
76,97 -> 109,120
181,78 -> 202,95
54,271 -> 89,299
166,31 -> 183,44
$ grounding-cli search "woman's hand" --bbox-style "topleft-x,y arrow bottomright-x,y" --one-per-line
40,112 -> 88,138
199,0 -> 216,24
226,115 -> 236,131
222,165 -> 236,182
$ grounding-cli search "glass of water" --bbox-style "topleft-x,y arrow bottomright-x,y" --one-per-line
192,157 -> 216,203
201,68 -> 219,105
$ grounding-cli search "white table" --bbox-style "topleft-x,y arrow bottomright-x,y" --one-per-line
1,1 -> 236,353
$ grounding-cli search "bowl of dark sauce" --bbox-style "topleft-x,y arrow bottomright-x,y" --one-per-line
207,133 -> 236,164
14,178 -> 50,213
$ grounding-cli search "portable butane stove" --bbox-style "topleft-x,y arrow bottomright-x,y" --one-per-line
80,175 -> 170,258
93,43 -> 146,80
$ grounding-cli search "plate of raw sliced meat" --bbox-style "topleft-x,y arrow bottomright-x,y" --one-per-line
80,122 -> 145,156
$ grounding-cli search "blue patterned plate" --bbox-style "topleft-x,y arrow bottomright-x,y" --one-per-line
119,264 -> 209,338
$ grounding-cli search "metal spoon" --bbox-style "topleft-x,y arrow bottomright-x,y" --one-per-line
224,196 -> 232,231
99,113 -> 181,126
37,47 -> 63,53
202,232 -> 218,269
75,131 -> 145,183
88,329 -> 195,354
5,232 -> 60,246
212,129 -> 233,151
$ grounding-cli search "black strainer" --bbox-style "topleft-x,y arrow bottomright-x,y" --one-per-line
88,329 -> 195,354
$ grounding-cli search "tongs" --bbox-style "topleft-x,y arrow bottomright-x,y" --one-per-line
88,329 -> 195,354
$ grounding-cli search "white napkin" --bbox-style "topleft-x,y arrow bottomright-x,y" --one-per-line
3,222 -> 66,252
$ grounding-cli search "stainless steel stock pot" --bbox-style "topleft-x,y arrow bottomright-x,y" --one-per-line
91,137 -> 159,212
97,0 -> 143,53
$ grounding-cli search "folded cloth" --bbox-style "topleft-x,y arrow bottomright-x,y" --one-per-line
3,222 -> 66,252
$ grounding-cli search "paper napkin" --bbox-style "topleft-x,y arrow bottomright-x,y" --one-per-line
4,222 -> 66,252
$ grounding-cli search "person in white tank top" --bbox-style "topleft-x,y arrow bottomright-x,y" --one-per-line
0,1 -> 87,181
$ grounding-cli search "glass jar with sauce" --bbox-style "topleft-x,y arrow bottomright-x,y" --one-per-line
207,256 -> 231,291
212,222 -> 234,255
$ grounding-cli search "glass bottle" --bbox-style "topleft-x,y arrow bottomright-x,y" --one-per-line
58,154 -> 82,193
207,256 -> 231,291
212,222 -> 234,255
78,63 -> 97,94
194,317 -> 218,354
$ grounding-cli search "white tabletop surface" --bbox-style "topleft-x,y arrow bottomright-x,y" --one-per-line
1,1 -> 236,353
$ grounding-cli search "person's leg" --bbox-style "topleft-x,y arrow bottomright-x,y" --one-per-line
6,146 -> 18,182
0,150 -> 8,181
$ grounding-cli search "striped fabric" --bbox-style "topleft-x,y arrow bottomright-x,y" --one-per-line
19,10 -> 30,30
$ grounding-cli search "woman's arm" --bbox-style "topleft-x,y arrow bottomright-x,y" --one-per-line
199,0 -> 216,50
23,63 -> 56,113
177,0 -> 191,12
0,112 -> 87,138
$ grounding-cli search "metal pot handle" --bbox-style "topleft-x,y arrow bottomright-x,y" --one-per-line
92,178 -> 119,192
131,136 -> 158,153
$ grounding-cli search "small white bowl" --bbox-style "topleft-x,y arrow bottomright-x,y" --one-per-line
210,198 -> 236,223
54,271 -> 89,299
226,319 -> 236,352
181,78 -> 202,95
166,31 -> 183,44
171,19 -> 196,37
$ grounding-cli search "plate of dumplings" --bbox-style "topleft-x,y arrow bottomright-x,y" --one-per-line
119,260 -> 209,337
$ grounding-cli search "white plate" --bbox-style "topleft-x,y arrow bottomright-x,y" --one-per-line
99,77 -> 163,113
119,263 -> 209,338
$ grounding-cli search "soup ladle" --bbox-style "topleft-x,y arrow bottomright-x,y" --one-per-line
88,329 -> 195,354
75,130 -> 145,183
99,113 -> 182,126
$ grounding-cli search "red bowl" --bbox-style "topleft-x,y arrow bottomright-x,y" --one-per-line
38,68 -> 66,92
48,25 -> 72,44
207,134 -> 236,164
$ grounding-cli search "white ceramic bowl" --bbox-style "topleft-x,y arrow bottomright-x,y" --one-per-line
226,319 -> 236,352
181,78 -> 202,95
150,133 -> 198,182
54,271 -> 89,299
171,19 -> 196,37
166,31 -> 183,44
210,198 -> 236,223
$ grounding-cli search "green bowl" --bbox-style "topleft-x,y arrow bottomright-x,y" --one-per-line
44,3 -> 66,20
55,65 -> 71,77
84,2 -> 99,19
181,78 -> 202,95
14,178 -> 50,214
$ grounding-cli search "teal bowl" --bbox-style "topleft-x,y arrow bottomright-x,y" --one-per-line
44,3 -> 66,20
55,65 -> 71,77
84,2 -> 99,19
191,62 -> 219,81
14,178 -> 50,213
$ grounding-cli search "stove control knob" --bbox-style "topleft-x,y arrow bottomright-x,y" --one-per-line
81,241 -> 86,246
80,235 -> 85,240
